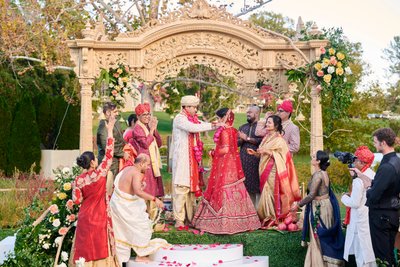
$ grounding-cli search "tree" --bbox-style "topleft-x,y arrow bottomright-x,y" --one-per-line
7,96 -> 41,175
249,11 -> 296,38
383,36 -> 400,79
347,83 -> 387,118
160,64 -> 238,121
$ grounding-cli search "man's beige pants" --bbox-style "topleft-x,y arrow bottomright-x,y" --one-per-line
172,185 -> 195,225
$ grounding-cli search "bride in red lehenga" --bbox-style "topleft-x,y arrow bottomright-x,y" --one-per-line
192,108 -> 261,234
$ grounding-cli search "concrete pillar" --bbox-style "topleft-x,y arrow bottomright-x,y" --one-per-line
79,78 -> 94,153
310,84 -> 324,156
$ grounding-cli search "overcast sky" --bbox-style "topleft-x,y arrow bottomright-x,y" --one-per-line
240,0 -> 400,89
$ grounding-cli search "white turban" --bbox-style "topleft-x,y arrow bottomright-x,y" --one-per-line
181,95 -> 200,107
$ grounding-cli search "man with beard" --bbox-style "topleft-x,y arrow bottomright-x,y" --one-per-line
238,106 -> 263,208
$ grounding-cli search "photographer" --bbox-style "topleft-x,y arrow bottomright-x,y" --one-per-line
341,146 -> 376,267
353,128 -> 400,266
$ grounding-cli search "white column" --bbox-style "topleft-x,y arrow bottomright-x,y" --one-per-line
79,78 -> 94,153
310,84 -> 323,171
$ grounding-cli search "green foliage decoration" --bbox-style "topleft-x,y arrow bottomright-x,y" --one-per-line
2,166 -> 82,267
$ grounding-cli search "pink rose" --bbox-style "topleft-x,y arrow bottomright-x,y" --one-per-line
330,56 -> 337,66
316,70 -> 324,77
67,214 -> 76,222
49,204 -> 59,214
58,227 -> 68,235
320,47 -> 326,54
66,200 -> 74,210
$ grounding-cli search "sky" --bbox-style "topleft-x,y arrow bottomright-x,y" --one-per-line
242,0 -> 400,90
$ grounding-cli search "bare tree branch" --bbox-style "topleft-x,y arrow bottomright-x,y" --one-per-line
94,0 -> 134,31
235,0 -> 273,17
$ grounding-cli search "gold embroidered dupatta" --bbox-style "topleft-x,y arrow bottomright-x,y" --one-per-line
258,133 -> 301,221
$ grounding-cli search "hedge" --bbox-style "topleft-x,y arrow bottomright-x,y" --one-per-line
0,97 -> 12,172
7,96 -> 41,175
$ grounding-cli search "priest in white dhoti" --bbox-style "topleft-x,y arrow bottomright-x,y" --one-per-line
171,95 -> 223,228
110,154 -> 169,265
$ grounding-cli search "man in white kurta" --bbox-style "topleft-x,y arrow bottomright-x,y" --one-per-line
110,154 -> 169,266
341,146 -> 376,267
171,95 -> 220,228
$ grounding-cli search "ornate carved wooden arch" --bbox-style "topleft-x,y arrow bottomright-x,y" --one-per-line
68,0 -> 327,153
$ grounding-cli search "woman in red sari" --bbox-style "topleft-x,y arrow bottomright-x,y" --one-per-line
248,115 -> 300,228
192,108 -> 261,234
72,113 -> 118,266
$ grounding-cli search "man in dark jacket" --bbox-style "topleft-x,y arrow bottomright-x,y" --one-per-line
356,128 -> 400,266
97,102 -> 126,193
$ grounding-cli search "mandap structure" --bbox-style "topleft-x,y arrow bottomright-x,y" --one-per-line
68,0 -> 327,155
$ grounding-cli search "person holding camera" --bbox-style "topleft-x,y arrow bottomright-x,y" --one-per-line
353,128 -> 400,266
341,146 -> 376,267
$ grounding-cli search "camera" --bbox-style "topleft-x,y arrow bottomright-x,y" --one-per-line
333,151 -> 357,168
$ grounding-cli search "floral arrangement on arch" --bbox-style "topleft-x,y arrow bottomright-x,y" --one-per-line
96,64 -> 139,108
3,166 -> 83,266
312,46 -> 352,92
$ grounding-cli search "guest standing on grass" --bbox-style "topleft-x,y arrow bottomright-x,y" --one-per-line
291,151 -> 345,267
355,128 -> 400,266
131,103 -> 164,220
238,106 -> 263,208
72,113 -> 118,266
248,115 -> 300,228
341,146 -> 376,267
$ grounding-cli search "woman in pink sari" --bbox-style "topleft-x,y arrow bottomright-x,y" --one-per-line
192,108 -> 261,234
72,113 -> 118,266
248,115 -> 300,228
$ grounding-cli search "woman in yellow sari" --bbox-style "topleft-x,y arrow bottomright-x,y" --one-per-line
248,115 -> 300,228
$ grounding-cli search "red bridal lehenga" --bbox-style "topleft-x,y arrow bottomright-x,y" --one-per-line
192,111 -> 261,234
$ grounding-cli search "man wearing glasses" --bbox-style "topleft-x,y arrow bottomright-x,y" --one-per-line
131,102 -> 164,219
255,99 -> 300,155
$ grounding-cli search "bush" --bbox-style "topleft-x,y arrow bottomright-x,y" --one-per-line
0,97 -> 12,171
52,97 -> 80,150
7,97 -> 41,175
152,229 -> 306,267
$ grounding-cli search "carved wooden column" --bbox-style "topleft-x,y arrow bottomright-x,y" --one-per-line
79,78 -> 94,152
310,84 -> 323,156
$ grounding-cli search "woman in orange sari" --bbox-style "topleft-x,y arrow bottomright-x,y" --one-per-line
248,115 -> 300,228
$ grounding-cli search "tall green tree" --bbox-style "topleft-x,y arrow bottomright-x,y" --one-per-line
7,96 -> 41,175
0,97 -> 12,172
249,11 -> 296,37
383,36 -> 400,79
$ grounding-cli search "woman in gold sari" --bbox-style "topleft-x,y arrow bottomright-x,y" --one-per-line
248,115 -> 301,228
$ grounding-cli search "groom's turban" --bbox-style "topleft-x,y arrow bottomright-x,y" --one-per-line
135,102 -> 151,116
181,95 -> 200,107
